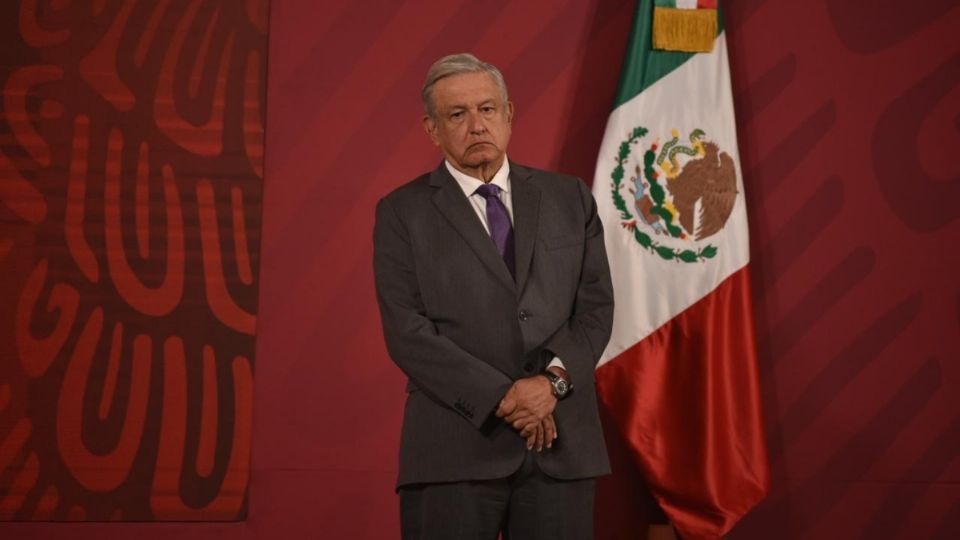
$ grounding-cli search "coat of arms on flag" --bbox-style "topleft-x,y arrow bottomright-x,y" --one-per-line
611,125 -> 738,263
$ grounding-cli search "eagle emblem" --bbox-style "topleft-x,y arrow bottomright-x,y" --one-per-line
610,126 -> 738,263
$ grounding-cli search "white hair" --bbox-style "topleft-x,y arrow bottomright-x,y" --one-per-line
421,53 -> 509,118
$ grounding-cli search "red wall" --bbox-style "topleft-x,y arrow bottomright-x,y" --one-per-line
1,0 -> 266,529
3,0 -> 958,538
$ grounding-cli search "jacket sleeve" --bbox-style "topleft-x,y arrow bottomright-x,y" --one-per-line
373,196 -> 514,429
541,179 -> 615,386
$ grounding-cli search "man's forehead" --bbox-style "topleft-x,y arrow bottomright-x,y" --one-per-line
433,72 -> 502,105
438,96 -> 499,111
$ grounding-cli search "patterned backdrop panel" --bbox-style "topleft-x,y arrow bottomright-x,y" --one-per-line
0,0 -> 268,521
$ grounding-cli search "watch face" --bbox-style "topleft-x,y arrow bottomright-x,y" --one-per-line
556,379 -> 569,396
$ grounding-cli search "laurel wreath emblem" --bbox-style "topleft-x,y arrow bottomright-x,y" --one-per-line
610,126 -> 718,263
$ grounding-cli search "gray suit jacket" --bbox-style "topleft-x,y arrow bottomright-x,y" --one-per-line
374,161 -> 614,488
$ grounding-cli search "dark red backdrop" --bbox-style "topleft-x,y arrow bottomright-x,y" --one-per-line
1,0 -> 267,526
2,0 -> 958,538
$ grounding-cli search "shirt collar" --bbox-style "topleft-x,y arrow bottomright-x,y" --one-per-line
445,157 -> 511,198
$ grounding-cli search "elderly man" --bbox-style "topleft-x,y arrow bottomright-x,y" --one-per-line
373,53 -> 614,539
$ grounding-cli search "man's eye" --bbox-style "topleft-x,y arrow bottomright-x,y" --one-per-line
481,107 -> 495,114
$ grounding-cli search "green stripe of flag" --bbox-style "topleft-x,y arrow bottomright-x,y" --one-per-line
612,0 -> 726,109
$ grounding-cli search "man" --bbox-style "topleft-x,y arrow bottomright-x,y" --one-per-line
374,53 -> 614,539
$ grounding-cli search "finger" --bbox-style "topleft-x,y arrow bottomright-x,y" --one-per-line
506,403 -> 537,422
512,415 -> 535,430
543,415 -> 557,448
496,397 -> 516,418
509,402 -> 552,423
517,417 -> 538,436
506,409 -> 533,423
525,430 -> 537,449
508,410 -> 535,424
535,423 -> 545,452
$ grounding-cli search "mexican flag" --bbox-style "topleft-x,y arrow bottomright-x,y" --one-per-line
592,1 -> 769,538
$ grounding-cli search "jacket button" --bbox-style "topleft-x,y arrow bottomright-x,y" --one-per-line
518,309 -> 530,321
523,362 -> 535,372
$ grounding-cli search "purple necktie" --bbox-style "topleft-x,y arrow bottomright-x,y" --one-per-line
475,183 -> 515,278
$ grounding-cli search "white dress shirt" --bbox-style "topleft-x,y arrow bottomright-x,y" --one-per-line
445,159 -> 566,374
445,159 -> 514,234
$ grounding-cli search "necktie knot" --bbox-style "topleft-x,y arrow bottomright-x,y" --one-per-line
475,183 -> 501,200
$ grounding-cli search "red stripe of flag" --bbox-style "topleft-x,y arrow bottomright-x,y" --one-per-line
596,266 -> 769,540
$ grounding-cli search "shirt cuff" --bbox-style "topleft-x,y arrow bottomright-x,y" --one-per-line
547,357 -> 566,371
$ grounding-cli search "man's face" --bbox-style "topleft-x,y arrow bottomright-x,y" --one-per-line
423,72 -> 514,176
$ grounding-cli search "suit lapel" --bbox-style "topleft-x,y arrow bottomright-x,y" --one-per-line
509,163 -> 540,295
430,164 -> 516,291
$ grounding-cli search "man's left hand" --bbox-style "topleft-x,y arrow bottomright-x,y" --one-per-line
518,414 -> 557,451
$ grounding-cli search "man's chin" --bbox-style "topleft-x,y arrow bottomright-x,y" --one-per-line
462,149 -> 502,168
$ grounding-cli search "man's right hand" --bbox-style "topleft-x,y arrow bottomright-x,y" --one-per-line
495,375 -> 556,425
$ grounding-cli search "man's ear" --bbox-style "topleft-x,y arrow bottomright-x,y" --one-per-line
505,101 -> 514,125
423,115 -> 440,146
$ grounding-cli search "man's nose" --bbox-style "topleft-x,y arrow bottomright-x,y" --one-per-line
467,110 -> 487,134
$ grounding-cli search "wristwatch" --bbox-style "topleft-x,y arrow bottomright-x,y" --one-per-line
543,369 -> 573,399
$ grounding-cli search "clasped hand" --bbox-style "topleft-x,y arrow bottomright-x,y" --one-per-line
495,375 -> 557,451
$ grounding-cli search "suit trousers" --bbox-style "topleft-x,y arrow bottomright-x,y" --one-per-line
399,451 -> 595,540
